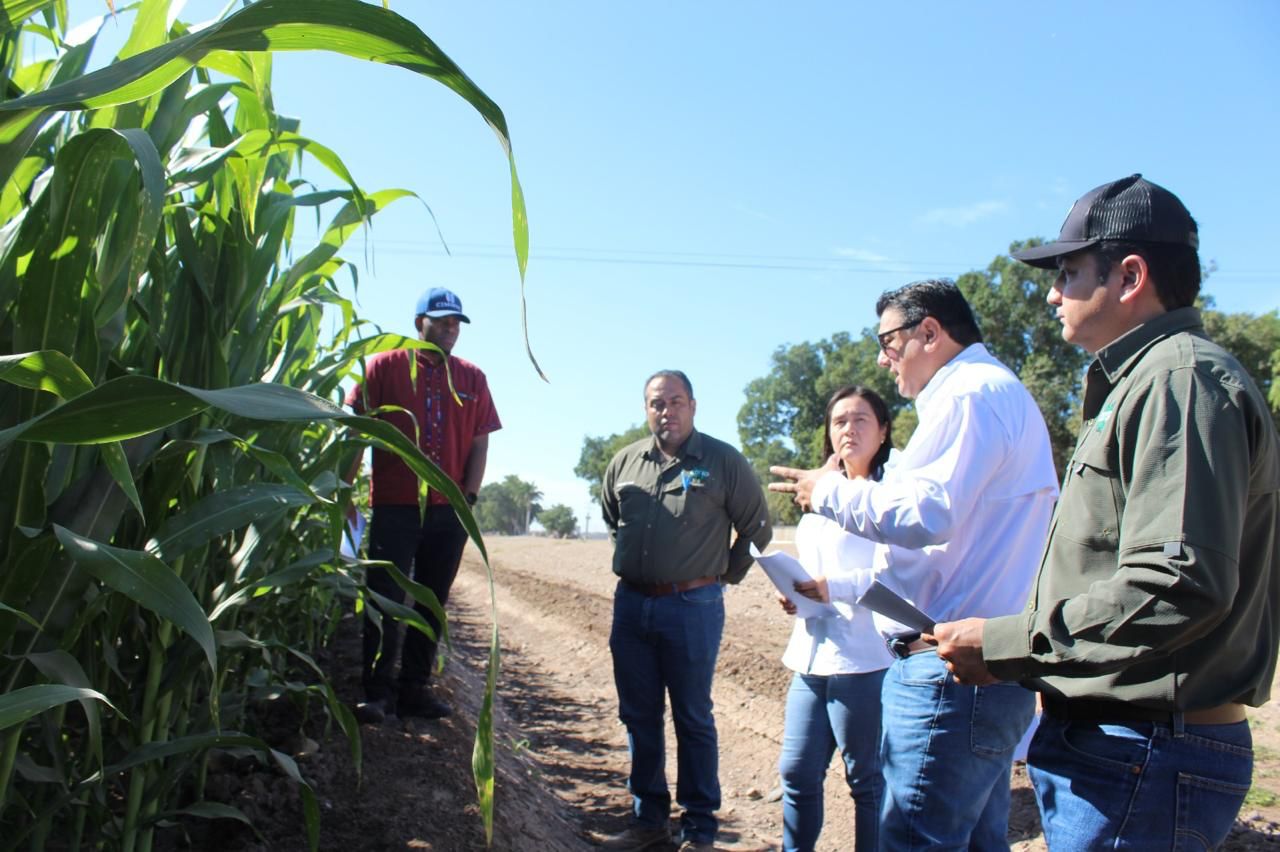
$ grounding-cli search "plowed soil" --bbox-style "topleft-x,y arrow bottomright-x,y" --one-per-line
219,536 -> 1280,851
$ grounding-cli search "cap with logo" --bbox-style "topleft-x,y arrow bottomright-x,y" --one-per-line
1013,174 -> 1198,269
415,287 -> 470,323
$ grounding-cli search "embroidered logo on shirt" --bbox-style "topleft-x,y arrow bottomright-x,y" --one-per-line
1094,401 -> 1116,434
681,468 -> 711,492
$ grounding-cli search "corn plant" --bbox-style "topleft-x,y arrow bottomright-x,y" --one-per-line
0,0 -> 526,847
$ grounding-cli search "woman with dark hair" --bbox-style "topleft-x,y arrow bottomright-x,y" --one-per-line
777,385 -> 893,852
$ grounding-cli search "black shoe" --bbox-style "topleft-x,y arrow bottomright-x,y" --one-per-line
397,688 -> 451,720
353,697 -> 394,725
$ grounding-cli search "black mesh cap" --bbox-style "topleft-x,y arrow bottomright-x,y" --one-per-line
1013,174 -> 1199,269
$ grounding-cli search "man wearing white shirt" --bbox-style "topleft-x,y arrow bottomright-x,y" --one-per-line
771,279 -> 1059,850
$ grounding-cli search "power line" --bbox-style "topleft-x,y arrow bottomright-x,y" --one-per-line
286,238 -> 1277,280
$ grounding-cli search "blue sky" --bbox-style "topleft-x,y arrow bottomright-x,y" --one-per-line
68,1 -> 1280,530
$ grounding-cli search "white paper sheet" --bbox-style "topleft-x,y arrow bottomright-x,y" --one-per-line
340,512 -> 366,559
749,543 -> 839,619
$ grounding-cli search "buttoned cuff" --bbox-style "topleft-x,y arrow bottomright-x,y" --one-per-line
826,576 -> 857,604
982,612 -> 1034,680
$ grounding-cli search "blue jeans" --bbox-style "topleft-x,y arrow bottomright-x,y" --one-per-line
779,670 -> 886,852
880,651 -> 1035,851
1028,714 -> 1252,850
609,580 -> 725,844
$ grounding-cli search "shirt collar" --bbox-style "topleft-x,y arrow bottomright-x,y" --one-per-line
646,429 -> 703,462
1094,307 -> 1203,382
915,342 -> 993,413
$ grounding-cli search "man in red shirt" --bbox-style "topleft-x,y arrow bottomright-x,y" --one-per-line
345,287 -> 502,722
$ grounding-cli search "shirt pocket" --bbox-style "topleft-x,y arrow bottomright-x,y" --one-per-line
1058,435 -> 1122,552
664,478 -> 722,527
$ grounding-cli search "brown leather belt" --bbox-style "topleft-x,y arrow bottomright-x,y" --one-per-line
1042,696 -> 1246,726
624,575 -> 719,597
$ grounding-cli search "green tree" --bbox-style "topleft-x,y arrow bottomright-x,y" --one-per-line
737,240 -> 1088,521
574,423 -> 650,502
538,504 -> 578,538
1200,300 -> 1280,431
957,240 -> 1090,475
737,334 -> 914,525
474,475 -> 543,534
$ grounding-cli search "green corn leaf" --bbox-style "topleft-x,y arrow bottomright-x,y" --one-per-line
0,1 -> 59,36
147,801 -> 254,828
0,376 -> 343,448
145,483 -> 312,562
53,525 -> 217,674
0,0 -> 528,273
208,558 -> 321,622
473,619 -> 499,844
385,562 -> 449,653
267,747 -> 319,852
0,684 -> 117,731
0,350 -> 95,399
280,188 -> 415,293
0,602 -> 41,630
92,733 -> 268,781
25,649 -> 104,768
98,441 -> 146,523
366,587 -> 437,643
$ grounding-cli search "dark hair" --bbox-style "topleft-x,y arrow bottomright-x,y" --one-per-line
875,279 -> 982,347
820,385 -> 893,481
1090,240 -> 1201,310
644,369 -> 694,400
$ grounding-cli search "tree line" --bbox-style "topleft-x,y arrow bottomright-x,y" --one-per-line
578,240 -> 1280,525
474,474 -> 579,538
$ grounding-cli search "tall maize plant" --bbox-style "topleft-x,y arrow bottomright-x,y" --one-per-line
0,0 -> 526,847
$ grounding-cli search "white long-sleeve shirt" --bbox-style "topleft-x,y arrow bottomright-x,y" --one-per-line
814,343 -> 1059,637
782,512 -> 893,675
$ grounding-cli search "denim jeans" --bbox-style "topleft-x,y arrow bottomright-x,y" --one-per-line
609,580 -> 725,844
880,650 -> 1035,851
1028,714 -> 1252,850
362,504 -> 468,702
779,669 -> 886,852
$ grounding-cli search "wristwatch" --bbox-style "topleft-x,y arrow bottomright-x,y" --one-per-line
465,492 -> 478,506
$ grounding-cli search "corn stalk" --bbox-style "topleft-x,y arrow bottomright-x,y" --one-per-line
0,0 -> 524,846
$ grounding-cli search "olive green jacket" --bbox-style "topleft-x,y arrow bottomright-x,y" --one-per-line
602,430 -> 772,586
984,308 -> 1280,709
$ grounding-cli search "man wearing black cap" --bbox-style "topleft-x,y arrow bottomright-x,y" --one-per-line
930,175 -> 1280,848
345,287 -> 501,723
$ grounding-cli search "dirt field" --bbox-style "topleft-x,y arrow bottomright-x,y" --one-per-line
221,535 -> 1280,850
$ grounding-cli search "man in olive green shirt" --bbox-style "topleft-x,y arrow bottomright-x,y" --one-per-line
931,175 -> 1280,849
598,370 -> 771,852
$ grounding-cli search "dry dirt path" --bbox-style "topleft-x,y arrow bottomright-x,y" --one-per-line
224,535 -> 1280,850
448,536 -> 1043,851
447,536 -> 1280,852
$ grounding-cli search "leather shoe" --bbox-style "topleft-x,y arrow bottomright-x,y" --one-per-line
397,687 -> 452,720
676,842 -> 715,852
353,698 -> 393,725
596,823 -> 672,850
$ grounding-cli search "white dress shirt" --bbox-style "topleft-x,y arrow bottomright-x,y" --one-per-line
782,512 -> 893,675
813,343 -> 1059,637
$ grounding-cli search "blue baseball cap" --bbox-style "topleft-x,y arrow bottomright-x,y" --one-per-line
414,287 -> 470,323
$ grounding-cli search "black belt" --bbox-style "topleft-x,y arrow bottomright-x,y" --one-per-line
1042,696 -> 1246,725
885,632 -> 934,660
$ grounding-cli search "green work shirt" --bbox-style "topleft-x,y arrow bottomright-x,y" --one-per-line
601,430 -> 772,586
984,307 -> 1280,710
